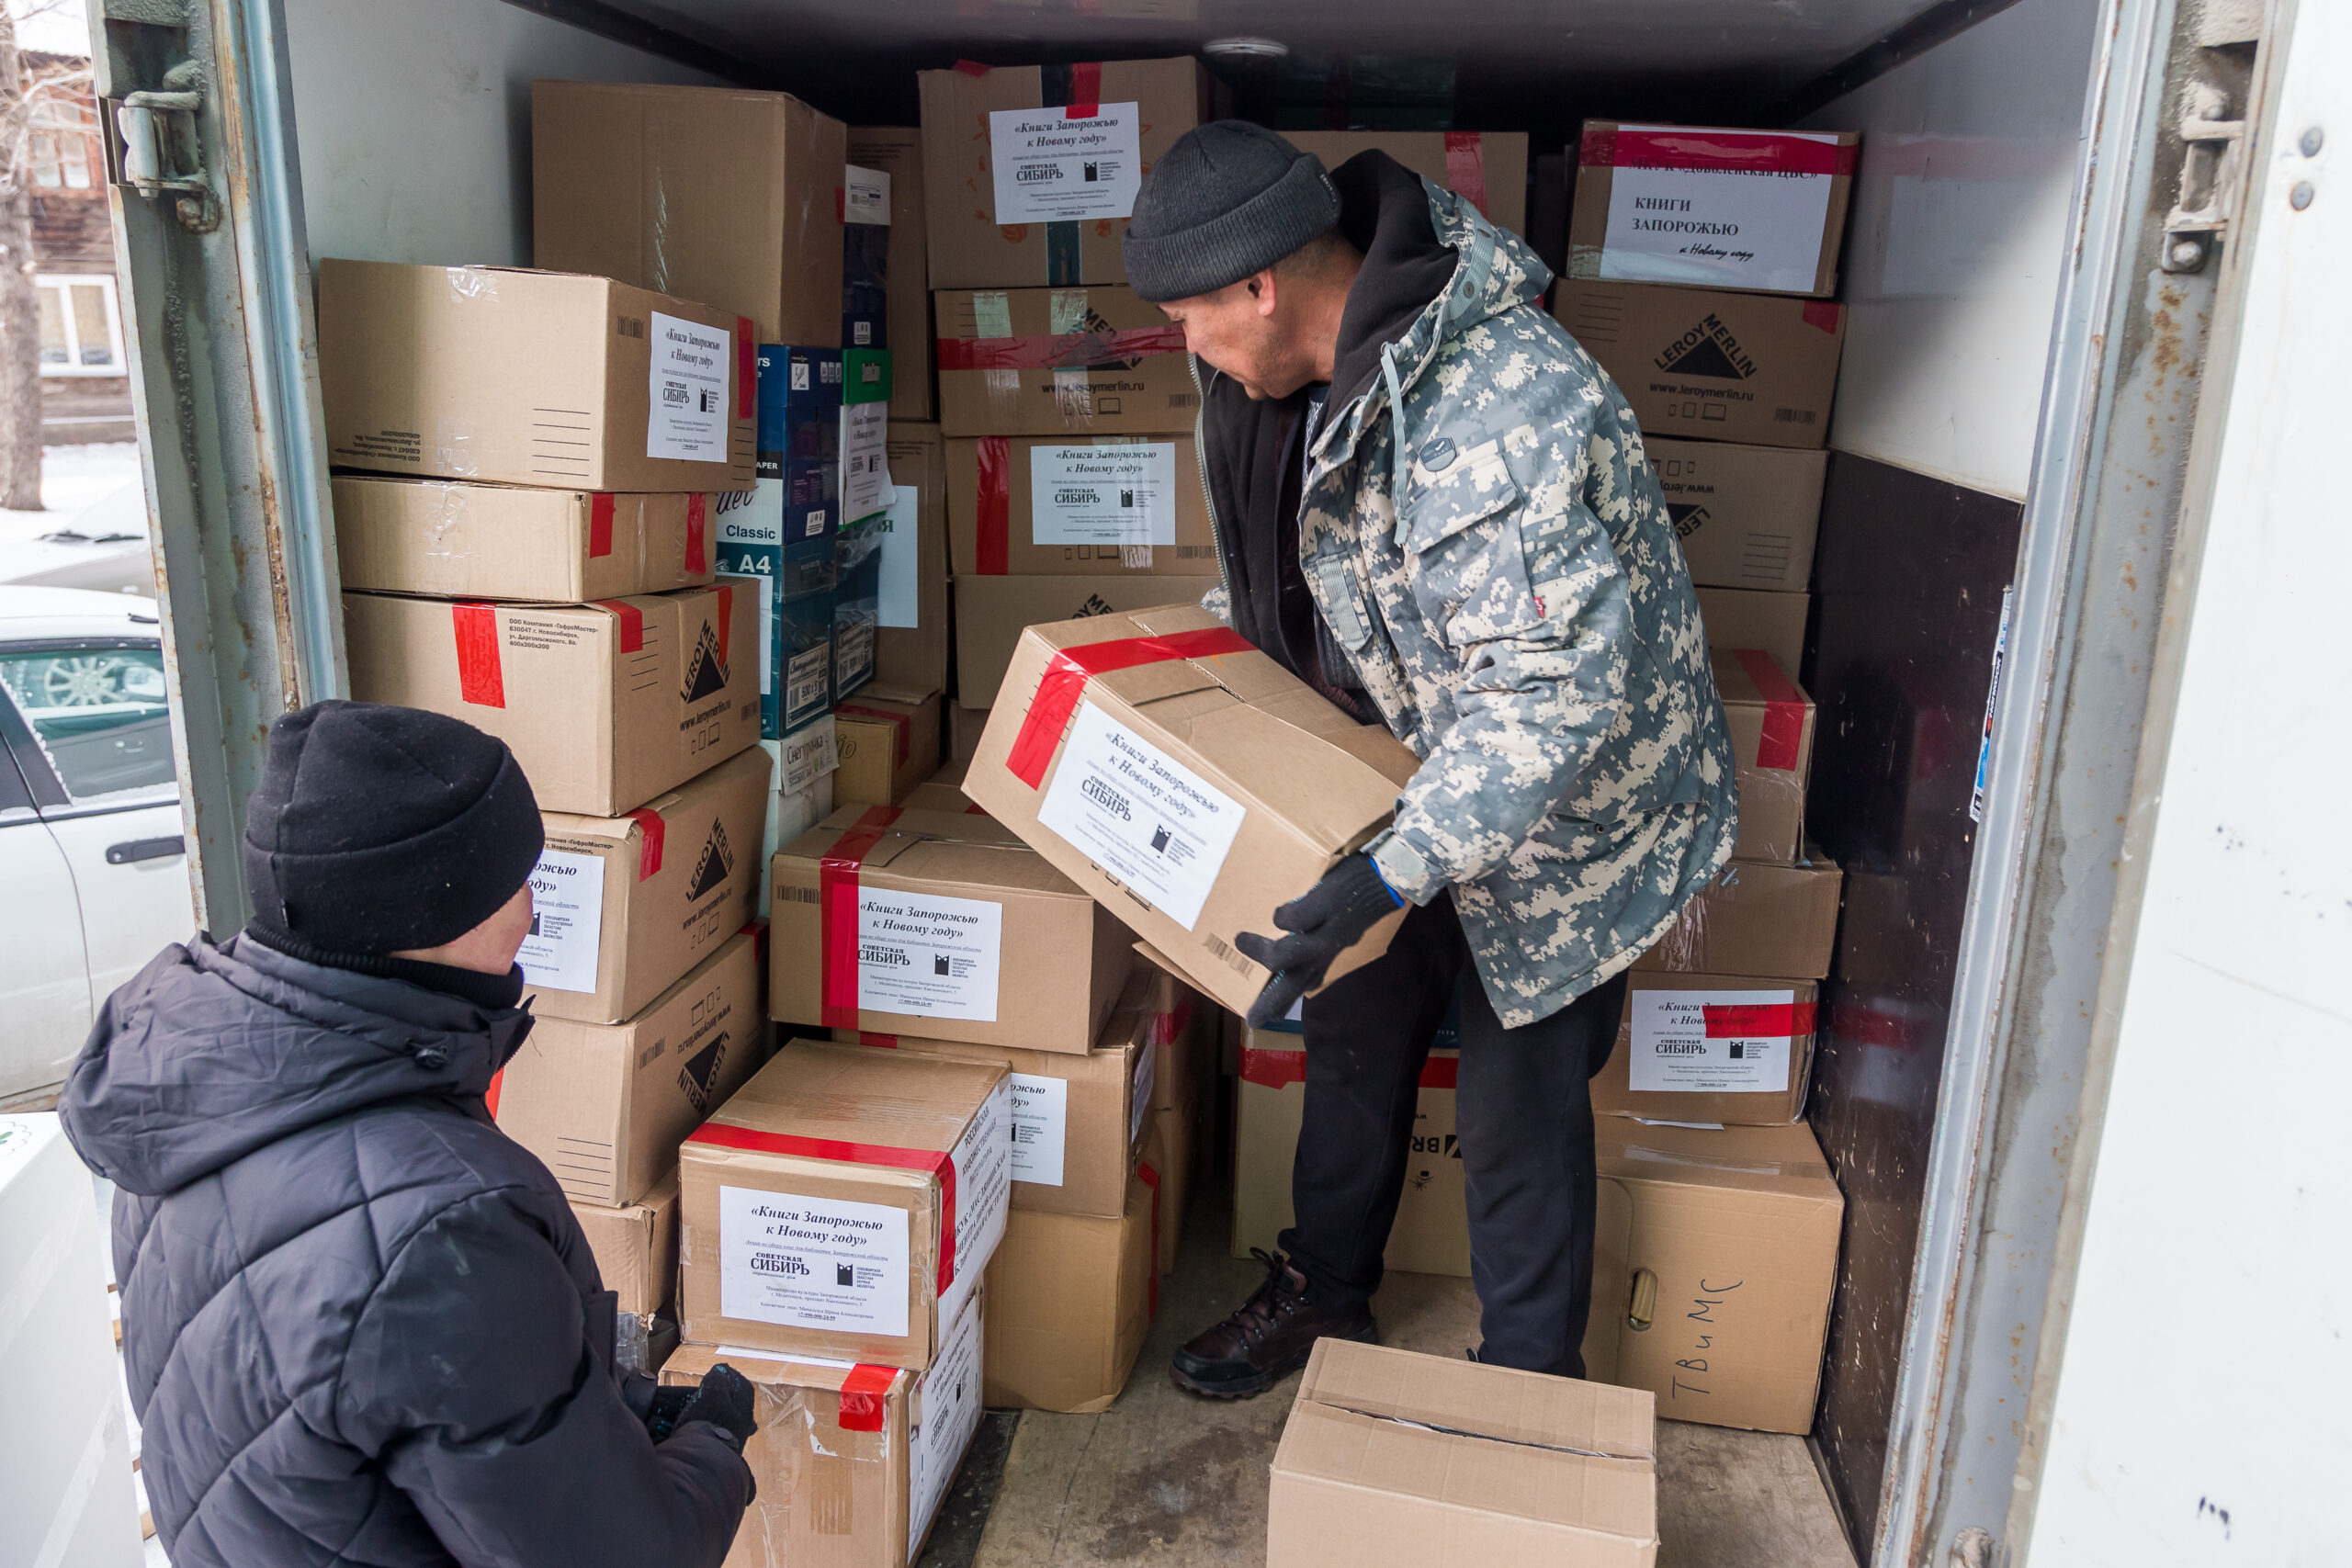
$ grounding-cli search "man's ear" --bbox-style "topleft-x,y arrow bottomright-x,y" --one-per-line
1248,267 -> 1280,319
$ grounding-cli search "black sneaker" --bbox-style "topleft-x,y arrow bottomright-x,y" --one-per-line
1168,1249 -> 1377,1399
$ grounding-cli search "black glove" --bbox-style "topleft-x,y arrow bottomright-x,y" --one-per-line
654,1363 -> 759,1452
1234,853 -> 1403,1028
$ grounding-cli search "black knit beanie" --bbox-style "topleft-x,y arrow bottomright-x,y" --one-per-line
1123,121 -> 1341,302
243,700 -> 543,959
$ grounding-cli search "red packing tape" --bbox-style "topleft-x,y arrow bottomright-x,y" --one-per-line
685,493 -> 709,574
588,493 -> 616,558
1070,62 -> 1101,113
859,1032 -> 899,1048
1442,131 -> 1490,218
837,1363 -> 897,1432
953,58 -> 990,76
594,598 -> 647,655
935,324 -> 1188,372
1803,301 -> 1843,334
974,435 -> 1011,575
1004,626 -> 1253,788
715,584 -> 734,662
820,807 -> 904,1028
1583,126 -> 1858,177
1703,1000 -> 1819,1038
1732,648 -> 1805,771
452,604 -> 505,706
625,807 -> 666,880
1148,996 -> 1194,1050
1136,1159 -> 1161,1316
686,1120 -> 960,1294
839,703 -> 912,765
735,318 -> 756,417
1241,1045 -> 1456,1089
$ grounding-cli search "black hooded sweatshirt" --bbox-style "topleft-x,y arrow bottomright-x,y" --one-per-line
58,932 -> 752,1568
1198,151 -> 1460,716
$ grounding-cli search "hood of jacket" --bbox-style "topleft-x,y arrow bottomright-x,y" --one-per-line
59,932 -> 534,1197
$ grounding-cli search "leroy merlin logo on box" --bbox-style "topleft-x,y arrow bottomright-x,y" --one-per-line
1655,312 -> 1758,379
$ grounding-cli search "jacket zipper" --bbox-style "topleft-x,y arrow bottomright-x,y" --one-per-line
1189,354 -> 1234,615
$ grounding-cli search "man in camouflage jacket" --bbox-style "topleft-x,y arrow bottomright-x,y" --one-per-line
1125,125 -> 1736,1396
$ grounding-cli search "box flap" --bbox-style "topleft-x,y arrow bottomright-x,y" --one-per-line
1594,1118 -> 1840,1199
1298,1338 -> 1656,1461
663,1337 -> 902,1397
701,1040 -> 1002,1160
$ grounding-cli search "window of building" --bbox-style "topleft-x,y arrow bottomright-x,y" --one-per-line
28,97 -> 94,190
36,275 -> 124,376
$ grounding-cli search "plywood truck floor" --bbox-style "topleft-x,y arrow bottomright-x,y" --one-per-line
911,1167 -> 1858,1568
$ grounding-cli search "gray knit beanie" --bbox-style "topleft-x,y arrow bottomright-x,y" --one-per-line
1123,122 -> 1342,302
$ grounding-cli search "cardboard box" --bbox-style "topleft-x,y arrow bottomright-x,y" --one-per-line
1268,1339 -> 1659,1568
331,478 -> 718,603
952,573 -> 1221,710
661,1291 -> 982,1568
947,434 -> 1218,577
318,260 -> 757,491
1568,122 -> 1859,299
918,58 -> 1216,290
963,604 -> 1422,1018
1137,964 -> 1203,1116
840,964 -> 1159,1219
492,926 -> 764,1207
1696,585 -> 1807,675
731,344 -> 842,739
533,81 -> 846,346
1594,1119 -> 1841,1433
1139,1102 -> 1191,1277
1594,973 -> 1820,1126
570,1173 -> 679,1318
877,423 -> 950,692
679,1041 -> 1012,1368
1636,852 -> 1841,978
982,1171 -> 1155,1412
771,805 -> 1133,1051
835,684 -> 945,808
934,285 -> 1197,438
1645,438 -> 1825,593
847,128 -> 935,420
342,583 -> 761,817
521,746 -> 768,1024
1283,131 -> 1529,236
1713,646 -> 1815,865
900,775 -> 980,815
1552,280 -> 1844,449
948,700 -> 989,761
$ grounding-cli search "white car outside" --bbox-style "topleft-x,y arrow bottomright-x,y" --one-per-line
0,586 -> 194,1104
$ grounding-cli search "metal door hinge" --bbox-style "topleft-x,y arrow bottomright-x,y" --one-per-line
2162,80 -> 2245,271
105,60 -> 220,233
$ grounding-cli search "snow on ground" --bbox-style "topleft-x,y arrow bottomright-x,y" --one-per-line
0,444 -> 154,597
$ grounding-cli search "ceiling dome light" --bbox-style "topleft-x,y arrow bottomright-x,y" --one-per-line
1203,36 -> 1290,60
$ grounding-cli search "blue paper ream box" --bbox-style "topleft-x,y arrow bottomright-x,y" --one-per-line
844,220 -> 888,350
726,344 -> 847,738
832,516 -> 883,703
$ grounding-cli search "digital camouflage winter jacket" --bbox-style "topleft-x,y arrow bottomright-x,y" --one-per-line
1199,154 -> 1738,1028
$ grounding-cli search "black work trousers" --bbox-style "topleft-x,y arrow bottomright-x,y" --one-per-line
1277,894 -> 1627,1377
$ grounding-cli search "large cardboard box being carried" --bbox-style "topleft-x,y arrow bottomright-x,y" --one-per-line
848,128 -> 935,421
1568,121 -> 1859,299
1283,131 -> 1529,235
662,1291 -> 983,1568
533,81 -> 846,347
842,965 -> 1162,1218
1713,646 -> 1815,865
1594,1119 -> 1842,1434
570,1173 -> 679,1319
342,583 -> 760,817
679,1042 -> 1012,1369
1553,280 -> 1844,449
771,805 -> 1133,1051
965,604 -> 1422,1018
953,574 -> 1220,710
1268,1339 -> 1659,1568
492,926 -> 764,1207
982,1171 -> 1156,1412
521,746 -> 768,1024
1637,851 -> 1842,978
934,286 -> 1196,438
876,423 -> 950,692
1645,438 -> 1825,593
1593,972 -> 1820,1126
331,477 -> 718,602
317,260 -> 756,491
947,434 -> 1219,577
918,57 -> 1216,290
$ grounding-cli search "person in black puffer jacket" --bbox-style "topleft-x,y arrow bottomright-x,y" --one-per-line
59,700 -> 755,1568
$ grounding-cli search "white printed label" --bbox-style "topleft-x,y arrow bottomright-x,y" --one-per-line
1598,127 -> 1841,294
856,887 -> 1001,1021
845,163 -> 891,225
647,310 -> 732,462
1029,443 -> 1178,547
1006,1072 -> 1069,1186
934,1077 -> 1012,1336
876,483 -> 919,628
750,567 -> 775,694
516,849 -> 605,992
1037,701 -> 1245,930
786,644 -> 830,721
776,714 -> 838,795
908,1293 -> 983,1563
841,401 -> 889,524
989,102 -> 1143,223
1628,988 -> 1798,1093
718,1184 -> 910,1337
1130,1038 -> 1157,1146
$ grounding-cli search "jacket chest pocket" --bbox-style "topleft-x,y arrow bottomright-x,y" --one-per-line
1400,439 -> 1543,646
